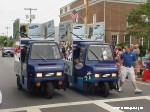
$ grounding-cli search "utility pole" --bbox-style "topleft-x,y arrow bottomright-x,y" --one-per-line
5,26 -> 10,37
86,0 -> 89,39
24,8 -> 37,23
86,0 -> 89,26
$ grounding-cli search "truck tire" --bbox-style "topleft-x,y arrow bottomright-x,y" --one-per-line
17,76 -> 22,90
45,82 -> 54,99
100,82 -> 109,97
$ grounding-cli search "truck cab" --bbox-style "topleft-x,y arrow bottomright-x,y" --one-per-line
64,40 -> 119,97
15,39 -> 65,98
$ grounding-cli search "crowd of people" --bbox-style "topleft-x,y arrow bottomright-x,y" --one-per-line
59,43 -> 72,59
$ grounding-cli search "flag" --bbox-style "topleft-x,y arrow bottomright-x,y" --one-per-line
70,10 -> 79,18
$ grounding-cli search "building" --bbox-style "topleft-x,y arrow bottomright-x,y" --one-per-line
59,0 -> 148,46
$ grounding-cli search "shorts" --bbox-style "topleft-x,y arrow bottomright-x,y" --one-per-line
120,66 -> 136,82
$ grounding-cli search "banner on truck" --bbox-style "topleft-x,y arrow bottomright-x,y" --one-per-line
28,23 -> 42,37
92,22 -> 104,41
72,24 -> 85,39
45,20 -> 55,38
59,20 -> 73,41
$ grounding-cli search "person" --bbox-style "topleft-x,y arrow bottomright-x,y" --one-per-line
74,58 -> 83,83
60,44 -> 66,59
66,46 -> 72,58
115,47 -> 123,73
142,49 -> 149,65
142,48 -> 150,81
130,44 -> 134,51
118,44 -> 143,94
136,54 -> 144,78
144,49 -> 150,66
74,58 -> 83,70
133,44 -> 140,57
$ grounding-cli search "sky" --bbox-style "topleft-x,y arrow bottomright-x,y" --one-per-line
0,0 -> 74,37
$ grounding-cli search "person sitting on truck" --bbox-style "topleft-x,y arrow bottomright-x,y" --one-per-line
74,58 -> 83,70
74,58 -> 83,82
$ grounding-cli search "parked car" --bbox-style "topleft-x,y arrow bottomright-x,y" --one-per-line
2,47 -> 14,57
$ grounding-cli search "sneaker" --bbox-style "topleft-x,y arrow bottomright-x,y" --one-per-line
118,87 -> 122,92
135,89 -> 143,94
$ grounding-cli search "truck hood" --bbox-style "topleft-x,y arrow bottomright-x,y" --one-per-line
86,64 -> 118,73
28,64 -> 64,72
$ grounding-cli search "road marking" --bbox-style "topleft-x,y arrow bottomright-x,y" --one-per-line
0,96 -> 150,112
137,81 -> 150,86
27,107 -> 41,112
94,101 -> 124,112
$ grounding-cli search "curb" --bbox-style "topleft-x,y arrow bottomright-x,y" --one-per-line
136,78 -> 150,83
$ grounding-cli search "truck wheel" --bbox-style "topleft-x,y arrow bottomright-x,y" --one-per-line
17,76 -> 22,90
100,82 -> 109,97
45,82 -> 54,99
2,54 -> 4,57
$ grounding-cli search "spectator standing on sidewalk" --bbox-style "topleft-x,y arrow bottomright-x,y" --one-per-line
118,45 -> 143,94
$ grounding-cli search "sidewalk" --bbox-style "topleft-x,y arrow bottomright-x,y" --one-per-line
136,77 -> 150,83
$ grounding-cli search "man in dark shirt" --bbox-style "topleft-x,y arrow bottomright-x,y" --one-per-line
118,45 -> 143,94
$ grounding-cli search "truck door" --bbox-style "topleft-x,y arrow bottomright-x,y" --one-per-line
73,46 -> 85,83
21,45 -> 28,84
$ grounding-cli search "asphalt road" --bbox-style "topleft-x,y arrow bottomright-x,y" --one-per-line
0,55 -> 150,112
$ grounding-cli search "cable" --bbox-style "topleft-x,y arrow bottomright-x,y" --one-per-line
35,0 -> 73,23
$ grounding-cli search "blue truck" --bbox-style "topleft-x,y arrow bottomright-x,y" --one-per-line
14,38 -> 65,99
64,40 -> 119,97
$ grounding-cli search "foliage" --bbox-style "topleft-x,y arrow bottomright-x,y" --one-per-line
117,43 -> 126,47
0,36 -> 7,46
0,36 -> 14,47
139,45 -> 148,57
127,1 -> 150,40
7,39 -> 14,47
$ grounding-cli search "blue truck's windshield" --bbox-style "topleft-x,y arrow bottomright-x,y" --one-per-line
87,44 -> 113,61
30,43 -> 61,60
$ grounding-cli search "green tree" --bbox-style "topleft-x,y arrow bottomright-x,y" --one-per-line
127,1 -> 150,39
0,36 -> 14,47
0,36 -> 7,46
7,39 -> 14,47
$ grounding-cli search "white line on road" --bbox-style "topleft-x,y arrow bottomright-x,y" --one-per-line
0,95 -> 150,112
94,101 -> 124,112
137,81 -> 150,86
27,107 -> 41,112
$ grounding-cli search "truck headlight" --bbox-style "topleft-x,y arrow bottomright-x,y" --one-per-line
94,74 -> 100,78
56,72 -> 62,76
112,73 -> 117,77
36,73 -> 42,77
